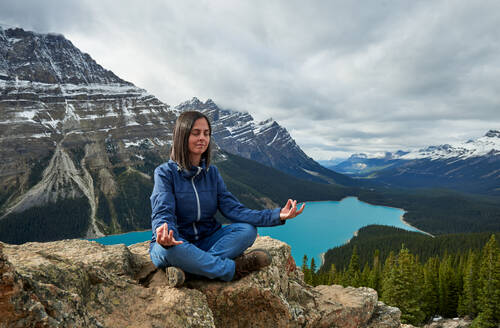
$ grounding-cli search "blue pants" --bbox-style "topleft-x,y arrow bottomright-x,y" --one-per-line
149,223 -> 257,281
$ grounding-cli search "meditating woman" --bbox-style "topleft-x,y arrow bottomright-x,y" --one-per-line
149,110 -> 305,286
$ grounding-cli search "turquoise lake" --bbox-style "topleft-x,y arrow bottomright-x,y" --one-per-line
90,197 -> 420,266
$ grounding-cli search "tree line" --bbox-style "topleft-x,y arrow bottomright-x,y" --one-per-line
302,234 -> 500,327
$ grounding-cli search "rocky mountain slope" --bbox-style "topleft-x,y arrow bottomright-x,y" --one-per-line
0,236 -> 404,328
0,26 -> 177,243
175,97 -> 356,186
331,130 -> 500,195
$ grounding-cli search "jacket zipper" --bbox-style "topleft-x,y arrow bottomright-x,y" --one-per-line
191,167 -> 202,240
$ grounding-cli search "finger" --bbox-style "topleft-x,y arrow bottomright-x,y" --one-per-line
161,223 -> 168,244
296,203 -> 306,214
166,229 -> 174,245
167,229 -> 183,245
156,225 -> 163,238
157,229 -> 165,245
171,237 -> 183,245
286,199 -> 292,209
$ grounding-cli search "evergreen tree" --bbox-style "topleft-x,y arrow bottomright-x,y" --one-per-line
472,235 -> 500,327
458,251 -> 479,318
380,251 -> 396,300
438,255 -> 458,317
382,246 -> 426,325
327,263 -> 337,285
367,249 -> 382,291
310,257 -> 317,273
346,245 -> 361,287
310,258 -> 317,286
422,257 -> 440,319
361,263 -> 370,287
302,254 -> 308,272
302,254 -> 312,285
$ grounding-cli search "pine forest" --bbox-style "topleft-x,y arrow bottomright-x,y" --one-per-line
302,233 -> 500,327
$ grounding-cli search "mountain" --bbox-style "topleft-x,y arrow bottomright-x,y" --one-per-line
316,158 -> 348,168
329,151 -> 408,175
0,26 -> 178,242
333,131 -> 500,195
175,97 -> 357,186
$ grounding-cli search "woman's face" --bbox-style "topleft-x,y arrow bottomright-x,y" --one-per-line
188,117 -> 210,157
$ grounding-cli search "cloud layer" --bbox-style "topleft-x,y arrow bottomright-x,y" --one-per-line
1,0 -> 499,159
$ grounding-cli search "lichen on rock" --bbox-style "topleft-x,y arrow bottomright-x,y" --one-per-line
1,236 -> 404,328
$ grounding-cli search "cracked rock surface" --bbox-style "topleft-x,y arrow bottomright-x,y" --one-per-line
1,236 -> 403,328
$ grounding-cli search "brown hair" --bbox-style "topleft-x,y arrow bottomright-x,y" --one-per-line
170,111 -> 212,170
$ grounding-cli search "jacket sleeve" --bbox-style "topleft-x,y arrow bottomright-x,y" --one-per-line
215,167 -> 284,227
150,165 -> 180,244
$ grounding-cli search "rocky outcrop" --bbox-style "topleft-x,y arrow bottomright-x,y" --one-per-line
0,236 -> 403,328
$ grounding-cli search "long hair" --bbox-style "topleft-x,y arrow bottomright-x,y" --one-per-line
170,111 -> 212,170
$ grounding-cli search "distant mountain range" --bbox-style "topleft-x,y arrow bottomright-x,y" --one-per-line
327,131 -> 500,195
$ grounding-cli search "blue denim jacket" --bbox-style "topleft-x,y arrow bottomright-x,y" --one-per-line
150,160 -> 283,245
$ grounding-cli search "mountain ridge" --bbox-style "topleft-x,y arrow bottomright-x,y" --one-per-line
175,97 -> 358,186
330,130 -> 499,195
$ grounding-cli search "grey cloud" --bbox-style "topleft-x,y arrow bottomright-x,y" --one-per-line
0,0 -> 96,33
1,0 -> 499,160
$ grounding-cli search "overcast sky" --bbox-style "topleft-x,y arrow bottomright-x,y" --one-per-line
1,0 -> 499,160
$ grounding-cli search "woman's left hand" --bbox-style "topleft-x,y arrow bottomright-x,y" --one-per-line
280,199 -> 305,221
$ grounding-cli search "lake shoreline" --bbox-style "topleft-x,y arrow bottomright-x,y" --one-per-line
399,215 -> 434,237
305,196 -> 433,238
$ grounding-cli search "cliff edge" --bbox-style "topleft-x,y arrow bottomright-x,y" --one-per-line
0,236 -> 402,328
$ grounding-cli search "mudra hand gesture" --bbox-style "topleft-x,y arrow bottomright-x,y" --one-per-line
280,199 -> 305,221
156,222 -> 184,247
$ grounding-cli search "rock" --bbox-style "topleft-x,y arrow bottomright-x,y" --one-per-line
311,285 -> 378,328
366,301 -> 402,328
423,317 -> 472,328
0,236 -> 405,328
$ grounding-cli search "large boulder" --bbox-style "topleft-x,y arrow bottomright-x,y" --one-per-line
0,236 -> 403,328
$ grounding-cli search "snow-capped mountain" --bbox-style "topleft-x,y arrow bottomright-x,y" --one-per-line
0,26 -> 177,243
332,130 -> 500,195
0,26 -> 129,84
175,97 -> 355,186
400,130 -> 500,160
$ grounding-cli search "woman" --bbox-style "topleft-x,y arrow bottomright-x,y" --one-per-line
149,110 -> 305,286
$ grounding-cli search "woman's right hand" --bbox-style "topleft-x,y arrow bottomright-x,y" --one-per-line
156,223 -> 183,247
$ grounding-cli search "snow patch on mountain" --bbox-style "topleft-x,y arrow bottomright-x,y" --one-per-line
401,130 -> 500,160
346,130 -> 499,162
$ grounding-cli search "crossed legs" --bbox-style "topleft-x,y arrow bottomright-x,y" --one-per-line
149,223 -> 257,281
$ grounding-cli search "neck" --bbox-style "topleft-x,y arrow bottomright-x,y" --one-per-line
190,154 -> 201,167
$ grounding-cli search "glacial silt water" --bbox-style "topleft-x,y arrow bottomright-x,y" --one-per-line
90,197 -> 419,266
